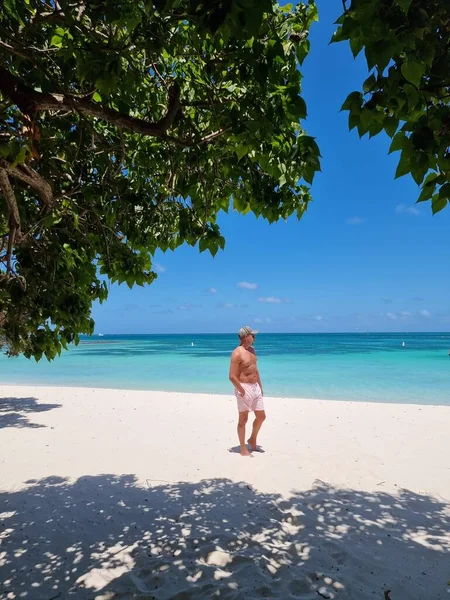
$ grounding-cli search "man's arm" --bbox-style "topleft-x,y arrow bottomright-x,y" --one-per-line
256,367 -> 263,396
229,349 -> 245,395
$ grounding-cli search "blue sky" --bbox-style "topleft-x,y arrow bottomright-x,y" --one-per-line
92,1 -> 450,335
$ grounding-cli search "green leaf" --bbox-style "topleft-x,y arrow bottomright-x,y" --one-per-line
410,153 -> 428,185
348,114 -> 360,131
383,116 -> 398,138
330,27 -> 347,44
368,122 -> 383,138
50,27 -> 66,47
349,35 -> 364,58
307,3 -> 319,24
401,59 -> 425,88
199,238 -> 209,253
4,0 -> 25,24
11,145 -> 27,167
341,91 -> 362,112
420,45 -> 436,68
423,172 -> 440,186
431,195 -> 448,215
43,215 -> 62,227
291,95 -> 307,119
395,153 -> 411,179
363,73 -> 376,93
417,182 -> 435,202
389,131 -> 407,154
360,108 -> 374,132
364,41 -> 395,73
0,143 -> 11,158
296,40 -> 310,65
439,183 -> 450,200
235,145 -> 250,161
396,0 -> 413,13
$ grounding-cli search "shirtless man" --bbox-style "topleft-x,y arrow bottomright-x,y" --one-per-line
229,326 -> 266,456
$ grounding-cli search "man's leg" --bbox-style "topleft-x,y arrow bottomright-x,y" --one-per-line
237,411 -> 251,456
248,410 -> 266,450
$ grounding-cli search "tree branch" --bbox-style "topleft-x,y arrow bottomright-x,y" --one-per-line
0,159 -> 54,209
0,66 -> 181,138
30,9 -> 65,25
197,128 -> 230,144
164,127 -> 230,147
0,168 -> 20,229
0,40 -> 33,62
0,168 -> 21,272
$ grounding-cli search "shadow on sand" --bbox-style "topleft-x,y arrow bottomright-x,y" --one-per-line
0,396 -> 61,429
0,475 -> 449,599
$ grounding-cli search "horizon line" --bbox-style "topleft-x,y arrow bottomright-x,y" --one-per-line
88,331 -> 450,336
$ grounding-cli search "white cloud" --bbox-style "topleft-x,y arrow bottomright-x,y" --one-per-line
346,217 -> 366,225
217,302 -> 248,309
254,317 -> 273,324
237,281 -> 258,290
208,287 -> 217,294
154,263 -> 166,273
396,204 -> 420,216
258,296 -> 281,304
123,304 -> 146,312
314,315 -> 323,321
177,304 -> 201,311
382,311 -> 412,320
420,309 -> 431,318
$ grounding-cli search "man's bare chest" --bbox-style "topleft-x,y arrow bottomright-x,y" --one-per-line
241,351 -> 257,369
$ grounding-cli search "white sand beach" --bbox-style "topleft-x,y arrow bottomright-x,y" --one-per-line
1,385 -> 450,600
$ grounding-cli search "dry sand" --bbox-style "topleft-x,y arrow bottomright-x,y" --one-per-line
1,385 -> 449,599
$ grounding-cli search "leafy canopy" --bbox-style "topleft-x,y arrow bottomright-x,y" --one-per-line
2,0 -> 448,361
0,0 -> 320,360
333,0 -> 450,215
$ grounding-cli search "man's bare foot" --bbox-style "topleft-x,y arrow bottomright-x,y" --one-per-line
247,438 -> 257,451
240,448 -> 252,457
247,438 -> 264,452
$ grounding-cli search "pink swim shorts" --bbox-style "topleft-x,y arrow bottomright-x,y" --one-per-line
235,382 -> 264,412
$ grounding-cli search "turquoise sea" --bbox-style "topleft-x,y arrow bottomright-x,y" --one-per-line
1,333 -> 449,405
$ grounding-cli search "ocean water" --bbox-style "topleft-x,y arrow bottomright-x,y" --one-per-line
1,333 -> 449,405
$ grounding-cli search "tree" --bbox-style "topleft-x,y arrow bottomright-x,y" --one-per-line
333,0 -> 450,214
0,0 -> 320,360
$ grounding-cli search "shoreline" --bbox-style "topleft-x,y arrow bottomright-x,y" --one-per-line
1,385 -> 450,599
1,380 -> 450,407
